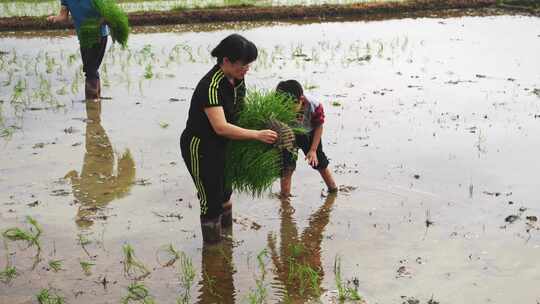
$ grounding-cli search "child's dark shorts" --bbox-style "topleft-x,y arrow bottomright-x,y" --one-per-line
281,131 -> 330,175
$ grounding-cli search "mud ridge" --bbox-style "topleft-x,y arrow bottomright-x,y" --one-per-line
2,0 -> 532,32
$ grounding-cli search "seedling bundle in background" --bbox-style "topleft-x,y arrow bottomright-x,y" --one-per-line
225,91 -> 304,197
79,0 -> 130,49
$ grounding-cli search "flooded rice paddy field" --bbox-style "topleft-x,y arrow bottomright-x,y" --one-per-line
1,14 -> 540,304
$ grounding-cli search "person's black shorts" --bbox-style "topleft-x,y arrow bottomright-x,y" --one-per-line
281,131 -> 330,175
180,131 -> 232,220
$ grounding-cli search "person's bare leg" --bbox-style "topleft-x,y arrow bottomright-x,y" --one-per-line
319,167 -> 337,192
280,169 -> 294,198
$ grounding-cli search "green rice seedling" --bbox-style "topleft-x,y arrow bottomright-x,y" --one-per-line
0,266 -> 17,283
0,126 -> 15,138
55,64 -> 64,77
247,248 -> 269,304
122,282 -> 155,304
144,64 -> 153,79
2,227 -> 34,244
225,91 -> 300,197
333,256 -> 362,302
67,54 -> 77,66
10,79 -> 26,105
2,69 -> 13,86
256,249 -> 268,274
252,249 -> 269,301
376,40 -> 384,58
80,261 -> 94,276
296,264 -> 320,297
202,271 -> 218,298
3,216 -> 42,251
77,233 -> 92,257
218,246 -> 234,270
156,243 -> 180,267
8,49 -> 17,65
176,252 -> 195,303
303,81 -> 319,91
137,44 -> 154,65
101,64 -> 111,87
56,85 -> 67,96
77,234 -> 91,246
292,44 -> 307,58
0,56 -> 6,71
285,243 -> 321,298
123,243 -> 150,279
159,121 -> 169,129
71,71 -> 80,95
178,252 -> 196,291
33,75 -> 56,105
48,259 -> 63,272
45,53 -> 55,74
37,288 -> 65,304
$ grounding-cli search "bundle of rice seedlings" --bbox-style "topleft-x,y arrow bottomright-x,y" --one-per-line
78,18 -> 101,49
225,91 -> 302,197
79,0 -> 130,49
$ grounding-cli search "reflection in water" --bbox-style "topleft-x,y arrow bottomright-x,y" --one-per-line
65,101 -> 135,228
268,193 -> 338,302
197,228 -> 236,304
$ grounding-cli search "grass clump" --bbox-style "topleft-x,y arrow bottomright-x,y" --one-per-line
79,0 -> 130,49
225,90 -> 300,197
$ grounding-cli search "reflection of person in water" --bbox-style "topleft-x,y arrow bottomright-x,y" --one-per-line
197,228 -> 235,304
267,193 -> 338,302
65,101 -> 135,228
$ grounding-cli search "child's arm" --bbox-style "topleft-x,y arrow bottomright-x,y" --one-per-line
306,99 -> 325,167
306,125 -> 322,167
47,5 -> 69,23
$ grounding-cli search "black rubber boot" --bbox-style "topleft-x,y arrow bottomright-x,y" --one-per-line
201,215 -> 222,244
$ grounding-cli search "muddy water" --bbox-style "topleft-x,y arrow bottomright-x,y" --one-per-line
1,15 -> 540,304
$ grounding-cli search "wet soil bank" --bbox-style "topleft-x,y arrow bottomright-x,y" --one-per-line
1,0 -> 538,32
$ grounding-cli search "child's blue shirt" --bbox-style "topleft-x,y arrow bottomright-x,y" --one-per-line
60,0 -> 109,37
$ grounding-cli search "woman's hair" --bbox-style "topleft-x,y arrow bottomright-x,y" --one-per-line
276,80 -> 304,101
211,34 -> 258,65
